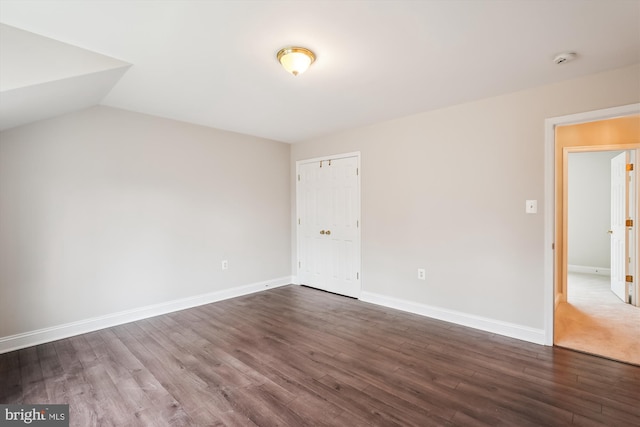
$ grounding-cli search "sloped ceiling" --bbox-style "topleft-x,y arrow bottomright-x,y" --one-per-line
0,1 -> 639,142
0,24 -> 130,130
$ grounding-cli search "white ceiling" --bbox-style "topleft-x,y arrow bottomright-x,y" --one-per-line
0,24 -> 130,130
1,0 -> 639,143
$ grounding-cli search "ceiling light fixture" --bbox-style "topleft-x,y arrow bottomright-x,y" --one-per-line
277,47 -> 315,76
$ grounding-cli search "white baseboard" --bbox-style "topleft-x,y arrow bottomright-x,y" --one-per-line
0,276 -> 293,354
359,291 -> 545,345
567,265 -> 610,276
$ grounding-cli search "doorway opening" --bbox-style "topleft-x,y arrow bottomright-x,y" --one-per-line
544,106 -> 640,365
555,150 -> 640,364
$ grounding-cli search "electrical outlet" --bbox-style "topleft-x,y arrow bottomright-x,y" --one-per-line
418,268 -> 426,281
221,260 -> 228,270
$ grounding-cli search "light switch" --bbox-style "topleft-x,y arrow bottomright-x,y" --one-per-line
526,200 -> 537,214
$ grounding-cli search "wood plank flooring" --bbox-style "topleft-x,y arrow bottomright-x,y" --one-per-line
1,284 -> 639,426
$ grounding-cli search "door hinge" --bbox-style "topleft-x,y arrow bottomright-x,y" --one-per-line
626,219 -> 633,227
357,220 -> 359,228
328,159 -> 331,166
298,174 -> 300,181
298,261 -> 301,268
298,218 -> 301,225
356,167 -> 359,176
552,243 -> 555,250
320,160 -> 323,168
626,275 -> 633,283
357,272 -> 359,280
627,163 -> 634,171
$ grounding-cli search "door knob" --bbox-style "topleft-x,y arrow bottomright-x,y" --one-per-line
320,230 -> 325,235
608,230 -> 613,234
326,230 -> 331,235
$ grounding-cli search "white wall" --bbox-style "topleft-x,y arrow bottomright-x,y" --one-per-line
2,66 -> 639,348
0,106 -> 291,338
568,151 -> 621,270
291,64 -> 640,332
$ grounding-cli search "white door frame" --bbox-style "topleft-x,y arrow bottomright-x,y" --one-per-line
295,151 -> 362,295
544,103 -> 640,345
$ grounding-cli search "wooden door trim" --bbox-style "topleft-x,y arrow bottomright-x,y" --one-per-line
296,151 -> 361,166
543,104 -> 640,346
295,152 -> 362,296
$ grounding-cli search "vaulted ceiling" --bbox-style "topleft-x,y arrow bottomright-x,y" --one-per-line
1,1 -> 639,143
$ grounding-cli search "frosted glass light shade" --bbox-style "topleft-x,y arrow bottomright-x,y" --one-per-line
277,47 -> 315,76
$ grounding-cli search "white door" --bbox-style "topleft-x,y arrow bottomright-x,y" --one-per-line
630,151 -> 638,306
610,152 -> 629,302
297,155 -> 361,298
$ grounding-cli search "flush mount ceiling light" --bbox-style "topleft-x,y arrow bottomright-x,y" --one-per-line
277,47 -> 315,76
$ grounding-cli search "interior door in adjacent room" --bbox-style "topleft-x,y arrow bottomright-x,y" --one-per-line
297,154 -> 361,298
610,151 -> 631,303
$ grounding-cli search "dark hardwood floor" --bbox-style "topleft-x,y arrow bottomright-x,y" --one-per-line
1,285 -> 639,426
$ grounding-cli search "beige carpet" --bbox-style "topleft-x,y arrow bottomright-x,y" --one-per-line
555,272 -> 640,365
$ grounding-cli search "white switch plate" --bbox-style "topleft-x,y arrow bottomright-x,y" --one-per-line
221,260 -> 228,270
526,200 -> 537,214
418,268 -> 426,280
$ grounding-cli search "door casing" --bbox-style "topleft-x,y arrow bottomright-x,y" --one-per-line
295,152 -> 362,297
544,104 -> 640,345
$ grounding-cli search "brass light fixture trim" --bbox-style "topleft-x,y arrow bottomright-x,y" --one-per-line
277,46 -> 316,76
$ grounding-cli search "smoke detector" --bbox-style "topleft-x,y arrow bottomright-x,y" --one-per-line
553,52 -> 577,65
